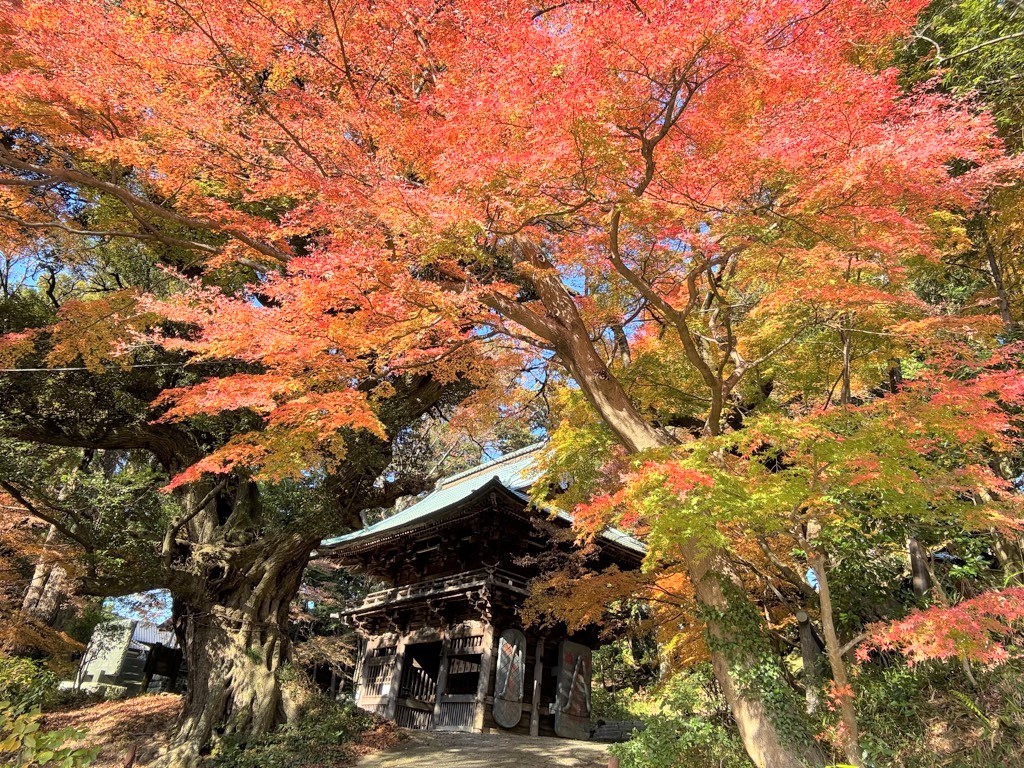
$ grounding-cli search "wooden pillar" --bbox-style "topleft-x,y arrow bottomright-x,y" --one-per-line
385,634 -> 408,721
432,631 -> 451,726
473,622 -> 496,733
529,636 -> 544,737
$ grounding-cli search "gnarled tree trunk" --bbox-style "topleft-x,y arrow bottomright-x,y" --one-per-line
155,530 -> 317,768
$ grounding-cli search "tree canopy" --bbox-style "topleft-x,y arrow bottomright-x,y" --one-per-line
0,0 -> 1022,766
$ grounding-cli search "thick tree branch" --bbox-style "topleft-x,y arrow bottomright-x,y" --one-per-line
481,291 -> 562,343
0,479 -> 91,549
0,151 -> 291,264
940,31 -> 1024,62
0,212 -> 220,255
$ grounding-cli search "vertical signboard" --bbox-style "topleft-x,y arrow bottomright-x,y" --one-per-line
553,640 -> 592,739
492,628 -> 526,728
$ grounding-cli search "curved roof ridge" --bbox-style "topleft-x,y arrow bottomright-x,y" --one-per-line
434,441 -> 546,489
319,440 -> 645,557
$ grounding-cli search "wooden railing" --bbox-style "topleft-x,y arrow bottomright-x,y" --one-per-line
345,568 -> 529,614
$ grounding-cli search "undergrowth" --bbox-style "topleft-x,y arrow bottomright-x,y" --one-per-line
853,658 -> 1024,767
210,695 -> 396,768
0,653 -> 98,768
607,666 -> 749,768
605,658 -> 1024,768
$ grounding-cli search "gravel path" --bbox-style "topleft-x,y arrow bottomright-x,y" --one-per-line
356,730 -> 611,768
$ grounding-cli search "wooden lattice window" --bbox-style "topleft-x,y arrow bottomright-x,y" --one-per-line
362,646 -> 397,697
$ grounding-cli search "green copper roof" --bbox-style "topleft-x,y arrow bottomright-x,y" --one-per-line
320,443 -> 645,555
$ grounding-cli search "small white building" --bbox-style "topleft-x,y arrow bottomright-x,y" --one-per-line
65,617 -> 181,697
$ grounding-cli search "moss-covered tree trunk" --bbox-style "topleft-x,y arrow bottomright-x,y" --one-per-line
498,246 -> 825,768
688,547 -> 825,768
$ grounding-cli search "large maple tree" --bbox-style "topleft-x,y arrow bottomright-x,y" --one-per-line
0,237 -> 490,767
0,0 -> 1019,766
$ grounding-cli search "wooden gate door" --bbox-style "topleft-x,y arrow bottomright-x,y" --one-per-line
394,641 -> 442,730
433,633 -> 484,731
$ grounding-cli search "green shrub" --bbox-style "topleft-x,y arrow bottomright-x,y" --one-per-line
610,668 -> 750,768
0,657 -> 56,715
852,658 -> 1024,768
0,703 -> 99,768
211,696 -> 380,768
611,711 -> 750,768
591,685 -> 644,722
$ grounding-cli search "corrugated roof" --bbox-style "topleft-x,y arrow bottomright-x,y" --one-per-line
129,620 -> 178,650
320,442 -> 645,555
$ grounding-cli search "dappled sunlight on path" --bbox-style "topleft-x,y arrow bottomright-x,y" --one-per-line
356,730 -> 610,768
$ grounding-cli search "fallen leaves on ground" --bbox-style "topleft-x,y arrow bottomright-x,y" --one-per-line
42,694 -> 181,767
